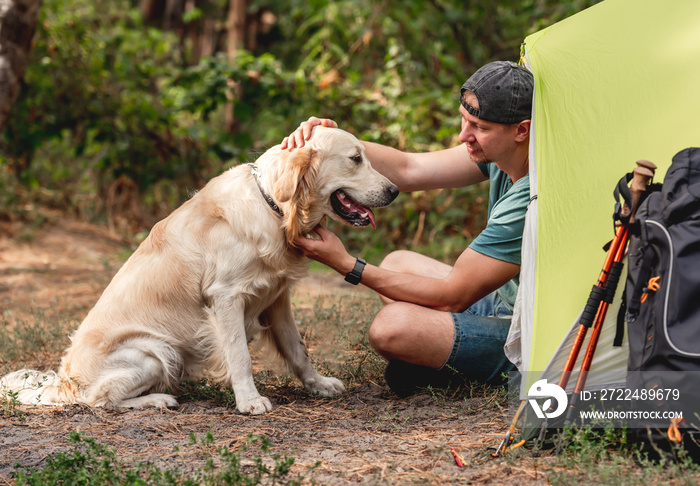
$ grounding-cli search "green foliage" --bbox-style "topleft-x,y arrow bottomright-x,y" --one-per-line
0,307 -> 79,369
15,431 -> 130,485
178,379 -> 238,409
5,0 -> 229,196
170,51 -> 302,149
14,431 -> 313,485
547,425 -> 700,485
0,389 -> 27,423
1,0 -> 602,256
264,0 -> 602,149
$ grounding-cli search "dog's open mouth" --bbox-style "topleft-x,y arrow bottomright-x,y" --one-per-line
331,190 -> 376,228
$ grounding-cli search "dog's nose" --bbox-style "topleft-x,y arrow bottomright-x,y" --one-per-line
386,184 -> 400,201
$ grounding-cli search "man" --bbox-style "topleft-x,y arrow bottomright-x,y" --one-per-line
281,61 -> 533,396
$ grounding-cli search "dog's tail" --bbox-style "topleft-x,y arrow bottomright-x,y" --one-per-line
1,369 -> 77,405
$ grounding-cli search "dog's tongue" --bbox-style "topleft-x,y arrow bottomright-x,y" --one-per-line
338,191 -> 377,228
366,210 -> 376,229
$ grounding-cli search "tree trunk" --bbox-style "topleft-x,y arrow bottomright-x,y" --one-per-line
225,0 -> 246,133
163,0 -> 184,31
0,0 -> 41,132
226,0 -> 246,55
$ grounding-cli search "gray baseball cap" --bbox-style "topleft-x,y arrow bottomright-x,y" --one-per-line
460,61 -> 534,124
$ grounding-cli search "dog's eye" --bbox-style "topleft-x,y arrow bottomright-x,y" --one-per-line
351,155 -> 362,164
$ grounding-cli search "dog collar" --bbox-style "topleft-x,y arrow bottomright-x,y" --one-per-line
247,164 -> 283,217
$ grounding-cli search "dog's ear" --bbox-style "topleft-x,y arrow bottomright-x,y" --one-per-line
273,147 -> 319,245
273,147 -> 317,203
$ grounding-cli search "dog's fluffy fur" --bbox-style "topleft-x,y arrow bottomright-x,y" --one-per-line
1,127 -> 398,414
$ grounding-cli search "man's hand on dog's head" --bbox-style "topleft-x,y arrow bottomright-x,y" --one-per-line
281,117 -> 339,151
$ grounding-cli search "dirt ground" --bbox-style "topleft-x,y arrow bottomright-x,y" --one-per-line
0,213 -> 550,485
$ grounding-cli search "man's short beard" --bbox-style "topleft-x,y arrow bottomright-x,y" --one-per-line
468,150 -> 489,164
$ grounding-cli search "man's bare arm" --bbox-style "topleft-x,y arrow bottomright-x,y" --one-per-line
294,227 -> 518,313
281,117 -> 488,192
362,142 -> 487,192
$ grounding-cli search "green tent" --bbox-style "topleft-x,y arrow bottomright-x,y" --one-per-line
507,0 -> 700,394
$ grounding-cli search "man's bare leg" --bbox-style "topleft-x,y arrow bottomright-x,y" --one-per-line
369,250 -> 455,368
369,301 -> 455,369
376,250 -> 453,304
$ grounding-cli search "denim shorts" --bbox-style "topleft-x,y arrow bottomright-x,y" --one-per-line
443,291 -> 516,384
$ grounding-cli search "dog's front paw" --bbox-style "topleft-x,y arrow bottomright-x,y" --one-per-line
305,376 -> 345,397
236,395 -> 273,415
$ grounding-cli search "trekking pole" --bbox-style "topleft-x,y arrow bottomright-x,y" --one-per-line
492,160 -> 656,457
557,160 -> 657,393
562,161 -> 656,426
557,224 -> 628,391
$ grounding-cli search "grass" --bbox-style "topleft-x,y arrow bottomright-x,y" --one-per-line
13,431 -> 317,485
0,306 -> 78,371
176,292 -> 386,411
294,292 -> 386,387
0,388 -> 27,423
3,282 -> 700,484
542,425 -> 700,485
177,379 -> 239,409
372,405 -> 413,433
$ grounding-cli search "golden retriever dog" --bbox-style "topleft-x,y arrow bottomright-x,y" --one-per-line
1,126 -> 399,415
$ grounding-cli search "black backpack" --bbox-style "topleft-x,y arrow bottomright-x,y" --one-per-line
623,147 -> 700,458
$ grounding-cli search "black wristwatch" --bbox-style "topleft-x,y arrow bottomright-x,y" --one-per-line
344,258 -> 366,285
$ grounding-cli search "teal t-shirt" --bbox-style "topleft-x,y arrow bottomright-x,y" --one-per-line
469,162 -> 530,311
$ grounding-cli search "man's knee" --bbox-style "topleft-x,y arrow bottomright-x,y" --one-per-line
378,250 -> 414,273
368,303 -> 411,355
